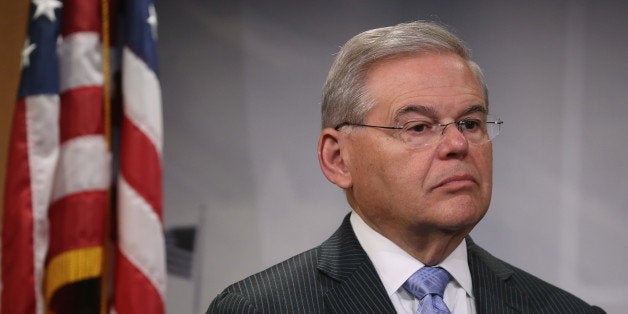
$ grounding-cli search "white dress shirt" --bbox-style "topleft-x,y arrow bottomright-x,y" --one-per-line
350,211 -> 476,314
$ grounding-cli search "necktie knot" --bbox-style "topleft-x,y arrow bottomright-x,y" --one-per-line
403,266 -> 451,314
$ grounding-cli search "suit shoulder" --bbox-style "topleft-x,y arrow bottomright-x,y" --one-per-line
227,246 -> 322,294
207,290 -> 256,314
208,246 -> 330,313
508,265 -> 605,313
467,240 -> 604,313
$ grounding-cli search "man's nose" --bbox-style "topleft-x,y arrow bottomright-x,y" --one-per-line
437,123 -> 469,159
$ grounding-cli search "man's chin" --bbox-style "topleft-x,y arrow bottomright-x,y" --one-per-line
434,204 -> 487,233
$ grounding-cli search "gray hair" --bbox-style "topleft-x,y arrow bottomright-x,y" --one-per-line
321,21 -> 488,129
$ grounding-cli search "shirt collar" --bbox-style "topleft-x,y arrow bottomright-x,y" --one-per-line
350,211 -> 474,298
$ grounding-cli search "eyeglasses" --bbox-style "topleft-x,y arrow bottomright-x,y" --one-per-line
334,115 -> 503,147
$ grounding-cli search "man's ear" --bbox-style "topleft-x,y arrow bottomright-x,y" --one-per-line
317,128 -> 352,189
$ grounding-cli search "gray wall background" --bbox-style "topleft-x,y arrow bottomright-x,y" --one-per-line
158,1 -> 628,313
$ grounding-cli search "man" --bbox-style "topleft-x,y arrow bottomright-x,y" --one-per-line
208,21 -> 603,313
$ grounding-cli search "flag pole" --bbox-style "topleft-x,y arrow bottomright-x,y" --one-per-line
100,0 -> 112,312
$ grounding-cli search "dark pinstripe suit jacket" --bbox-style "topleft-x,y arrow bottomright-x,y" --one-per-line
208,214 -> 604,313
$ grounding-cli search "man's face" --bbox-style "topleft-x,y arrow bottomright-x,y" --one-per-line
344,52 -> 492,238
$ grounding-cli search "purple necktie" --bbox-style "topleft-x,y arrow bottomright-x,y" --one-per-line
403,267 -> 451,314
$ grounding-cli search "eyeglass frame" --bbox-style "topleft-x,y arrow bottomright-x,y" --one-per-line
334,115 -> 503,147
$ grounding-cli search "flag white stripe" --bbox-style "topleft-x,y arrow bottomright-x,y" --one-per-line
51,136 -> 111,202
58,32 -> 103,92
25,95 -> 60,314
117,177 -> 167,298
122,48 -> 163,153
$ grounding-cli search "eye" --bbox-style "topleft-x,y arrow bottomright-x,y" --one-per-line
459,119 -> 482,131
404,121 -> 432,134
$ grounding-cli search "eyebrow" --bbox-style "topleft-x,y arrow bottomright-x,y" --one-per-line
461,105 -> 488,116
394,105 -> 439,121
394,104 -> 487,122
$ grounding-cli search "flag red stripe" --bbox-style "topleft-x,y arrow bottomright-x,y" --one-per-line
59,86 -> 104,142
47,191 -> 107,258
114,252 -> 164,314
119,115 -> 163,219
61,0 -> 101,36
1,100 -> 37,314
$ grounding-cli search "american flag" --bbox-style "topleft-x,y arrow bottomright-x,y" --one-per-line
1,0 -> 165,312
113,0 -> 166,312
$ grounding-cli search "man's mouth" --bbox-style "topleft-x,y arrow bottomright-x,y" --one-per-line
433,174 -> 477,191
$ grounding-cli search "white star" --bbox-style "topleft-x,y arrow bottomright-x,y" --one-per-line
147,4 -> 158,40
32,0 -> 63,22
21,38 -> 37,68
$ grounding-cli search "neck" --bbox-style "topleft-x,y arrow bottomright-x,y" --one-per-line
352,209 -> 469,266
395,229 -> 468,265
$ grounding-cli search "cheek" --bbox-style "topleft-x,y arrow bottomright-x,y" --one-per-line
381,150 -> 433,199
350,139 -> 422,196
475,145 -> 493,196
481,145 -> 493,178
346,138 -> 388,186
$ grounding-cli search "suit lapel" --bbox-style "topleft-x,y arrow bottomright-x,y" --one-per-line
316,218 -> 531,313
467,237 -> 529,313
318,214 -> 396,313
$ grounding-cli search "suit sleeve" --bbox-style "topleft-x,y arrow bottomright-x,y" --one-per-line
206,291 -> 257,314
